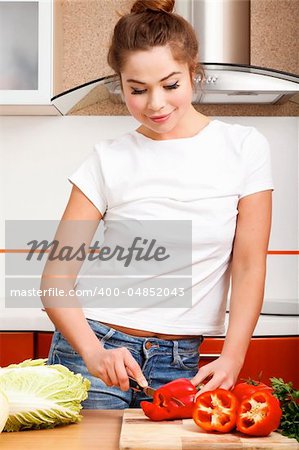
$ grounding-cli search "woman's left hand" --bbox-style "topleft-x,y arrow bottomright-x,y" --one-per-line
190,355 -> 243,397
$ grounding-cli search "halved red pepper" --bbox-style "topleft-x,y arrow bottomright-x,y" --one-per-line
236,390 -> 282,436
141,378 -> 197,421
193,389 -> 239,433
233,379 -> 273,402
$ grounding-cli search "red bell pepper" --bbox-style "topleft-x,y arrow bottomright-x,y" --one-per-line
236,390 -> 282,436
193,389 -> 239,433
233,379 -> 273,402
140,378 -> 197,421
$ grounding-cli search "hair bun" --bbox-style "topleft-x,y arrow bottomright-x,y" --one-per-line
131,0 -> 175,14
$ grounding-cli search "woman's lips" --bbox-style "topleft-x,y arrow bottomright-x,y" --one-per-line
148,112 -> 172,123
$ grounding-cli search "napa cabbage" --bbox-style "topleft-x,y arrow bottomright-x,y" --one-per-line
0,359 -> 90,432
0,389 -> 9,432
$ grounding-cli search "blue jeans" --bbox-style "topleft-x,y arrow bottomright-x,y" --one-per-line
47,319 -> 204,409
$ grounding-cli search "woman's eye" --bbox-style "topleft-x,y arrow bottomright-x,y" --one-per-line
131,89 -> 146,95
130,82 -> 179,94
164,82 -> 180,90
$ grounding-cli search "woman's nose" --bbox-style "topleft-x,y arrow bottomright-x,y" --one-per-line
147,90 -> 165,111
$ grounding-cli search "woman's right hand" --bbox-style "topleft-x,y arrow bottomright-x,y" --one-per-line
82,345 -> 148,391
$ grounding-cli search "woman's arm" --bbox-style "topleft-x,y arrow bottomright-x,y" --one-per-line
191,189 -> 272,392
41,185 -> 147,390
41,185 -> 103,356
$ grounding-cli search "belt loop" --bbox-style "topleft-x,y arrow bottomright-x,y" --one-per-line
172,340 -> 180,364
101,328 -> 115,344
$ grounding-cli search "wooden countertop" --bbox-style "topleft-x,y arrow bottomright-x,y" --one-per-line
1,409 -> 298,450
0,410 -> 123,450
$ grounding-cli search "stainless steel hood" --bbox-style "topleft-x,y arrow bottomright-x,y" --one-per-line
52,0 -> 299,114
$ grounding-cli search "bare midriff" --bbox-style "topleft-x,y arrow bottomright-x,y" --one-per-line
101,321 -> 199,340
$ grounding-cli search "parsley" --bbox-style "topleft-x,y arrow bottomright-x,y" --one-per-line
270,377 -> 299,442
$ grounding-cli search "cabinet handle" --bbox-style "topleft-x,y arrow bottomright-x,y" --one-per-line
200,353 -> 221,358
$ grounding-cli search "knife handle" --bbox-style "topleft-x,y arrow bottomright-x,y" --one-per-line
128,376 -> 142,392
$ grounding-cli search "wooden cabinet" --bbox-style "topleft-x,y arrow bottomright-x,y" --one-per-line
37,333 -> 299,388
0,332 -> 51,366
36,332 -> 54,359
1,332 -> 298,390
0,332 -> 34,366
200,336 -> 299,388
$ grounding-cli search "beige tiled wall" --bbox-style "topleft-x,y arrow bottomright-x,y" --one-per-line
55,0 -> 134,94
55,0 -> 299,116
250,0 -> 298,75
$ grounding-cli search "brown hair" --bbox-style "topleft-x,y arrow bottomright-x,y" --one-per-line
107,0 -> 204,84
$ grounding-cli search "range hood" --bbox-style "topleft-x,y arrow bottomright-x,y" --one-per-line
52,0 -> 299,114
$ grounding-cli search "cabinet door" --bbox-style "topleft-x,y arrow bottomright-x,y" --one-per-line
199,337 -> 299,388
0,332 -> 34,366
36,332 -> 54,359
199,337 -> 223,367
0,0 -> 52,105
239,337 -> 299,387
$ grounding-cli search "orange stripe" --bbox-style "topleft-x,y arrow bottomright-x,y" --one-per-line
0,249 -> 51,253
0,249 -> 101,253
0,249 -> 298,255
267,250 -> 299,255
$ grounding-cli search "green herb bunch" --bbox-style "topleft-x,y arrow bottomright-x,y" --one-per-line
270,377 -> 299,442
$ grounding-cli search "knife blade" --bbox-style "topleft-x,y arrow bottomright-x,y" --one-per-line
128,377 -> 185,406
128,377 -> 156,397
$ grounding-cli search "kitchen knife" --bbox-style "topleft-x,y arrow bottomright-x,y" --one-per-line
128,376 -> 156,397
128,377 -> 185,406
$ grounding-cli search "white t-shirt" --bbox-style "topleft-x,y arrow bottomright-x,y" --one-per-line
69,119 -> 274,335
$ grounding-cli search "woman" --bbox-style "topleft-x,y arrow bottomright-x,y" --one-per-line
43,0 -> 274,409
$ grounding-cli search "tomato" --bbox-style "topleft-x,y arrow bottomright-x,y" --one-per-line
236,390 -> 282,436
233,380 -> 272,402
193,389 -> 239,433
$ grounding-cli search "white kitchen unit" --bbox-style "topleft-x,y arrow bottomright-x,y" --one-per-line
0,0 -> 59,115
0,297 -> 298,336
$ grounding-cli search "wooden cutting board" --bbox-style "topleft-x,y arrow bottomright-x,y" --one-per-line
119,409 -> 298,450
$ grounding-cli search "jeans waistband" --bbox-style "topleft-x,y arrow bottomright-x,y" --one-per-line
87,319 -> 203,351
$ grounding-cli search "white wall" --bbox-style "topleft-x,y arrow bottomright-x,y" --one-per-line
0,116 -> 298,314
0,116 -> 139,223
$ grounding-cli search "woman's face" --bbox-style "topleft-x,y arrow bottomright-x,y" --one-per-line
121,45 -> 195,140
